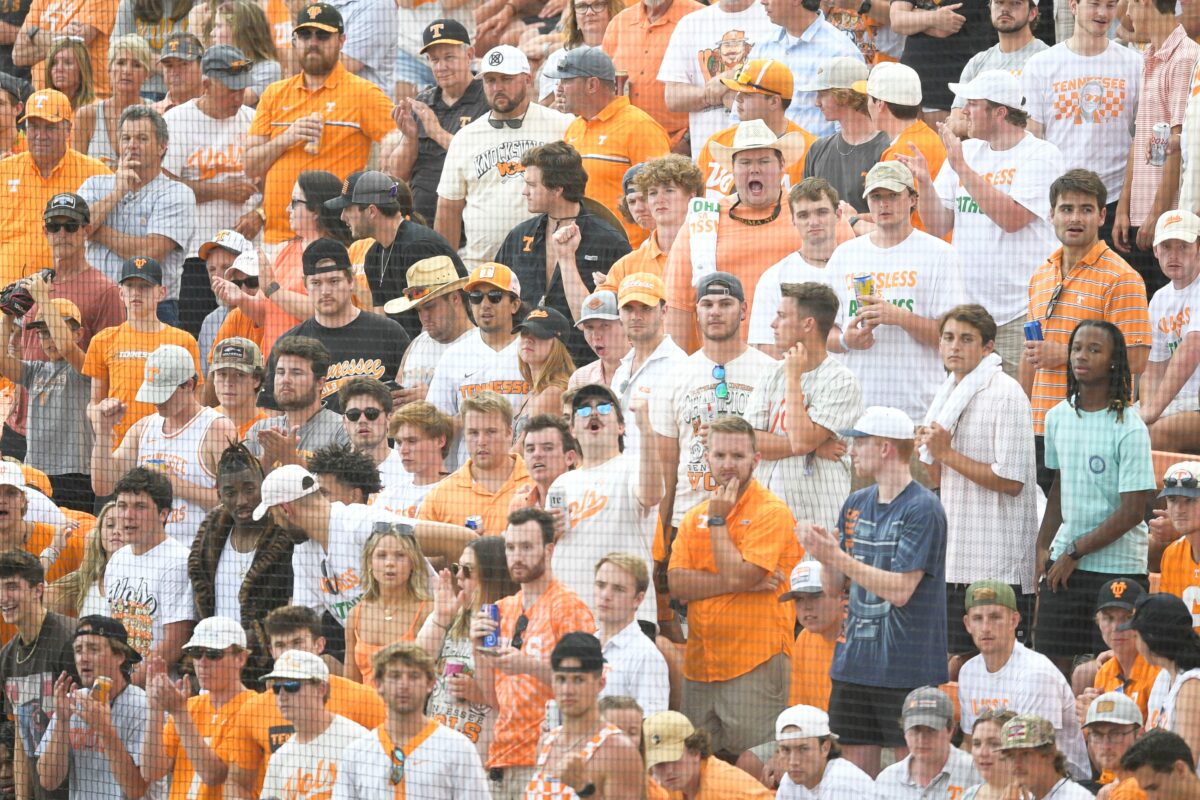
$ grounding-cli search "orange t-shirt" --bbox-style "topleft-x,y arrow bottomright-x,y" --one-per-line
563,96 -> 670,246
166,690 -> 255,800
601,231 -> 668,292
789,628 -> 836,709
223,675 -> 386,799
697,121 -> 816,202
263,0 -> 294,54
489,581 -> 595,769
25,0 -> 118,96
0,522 -> 85,644
661,757 -> 775,800
1094,654 -> 1160,722
880,120 -> 947,237
1160,535 -> 1200,633
601,0 -> 703,149
668,479 -> 800,682
213,308 -> 264,355
249,63 -> 397,243
82,322 -> 202,445
418,456 -> 534,536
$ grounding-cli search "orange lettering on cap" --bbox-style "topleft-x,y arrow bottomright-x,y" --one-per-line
134,258 -> 147,268
528,309 -> 548,319
1166,214 -> 1184,226
1111,580 -> 1127,598
307,5 -> 321,17
341,178 -> 350,195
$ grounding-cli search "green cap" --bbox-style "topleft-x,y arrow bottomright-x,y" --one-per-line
964,580 -> 1017,612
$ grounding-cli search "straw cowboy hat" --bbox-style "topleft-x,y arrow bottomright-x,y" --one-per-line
709,119 -> 807,172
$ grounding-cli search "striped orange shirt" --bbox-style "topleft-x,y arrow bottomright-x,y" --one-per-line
1027,241 -> 1150,434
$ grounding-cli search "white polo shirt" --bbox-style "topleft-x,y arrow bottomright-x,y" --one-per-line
873,746 -> 980,800
598,620 -> 670,715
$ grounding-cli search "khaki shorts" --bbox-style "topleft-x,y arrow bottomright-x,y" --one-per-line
682,653 -> 790,756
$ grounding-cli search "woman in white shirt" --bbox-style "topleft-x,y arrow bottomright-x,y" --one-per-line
1128,592 -> 1200,762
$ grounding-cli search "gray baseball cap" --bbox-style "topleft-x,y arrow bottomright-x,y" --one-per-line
202,44 -> 255,91
544,46 -> 616,82
325,170 -> 398,210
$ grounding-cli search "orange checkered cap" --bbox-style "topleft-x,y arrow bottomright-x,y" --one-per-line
721,59 -> 793,98
19,89 -> 72,124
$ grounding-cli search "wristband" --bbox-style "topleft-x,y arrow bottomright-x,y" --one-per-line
39,547 -> 59,564
264,281 -> 281,298
707,516 -> 727,527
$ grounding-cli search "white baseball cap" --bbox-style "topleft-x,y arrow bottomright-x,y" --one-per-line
252,464 -> 321,520
800,56 -> 869,92
843,406 -> 915,440
1154,209 -> 1200,247
480,45 -> 530,76
949,70 -> 1024,110
776,705 -> 836,741
135,345 -> 197,405
184,616 -> 247,650
1085,692 -> 1144,727
262,649 -> 329,682
0,461 -> 24,489
855,62 -> 922,107
779,561 -> 824,602
225,250 -> 260,278
198,229 -> 253,260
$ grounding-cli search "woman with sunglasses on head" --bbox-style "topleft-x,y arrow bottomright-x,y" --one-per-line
344,526 -> 432,687
417,536 -> 518,761
192,0 -> 281,106
512,306 -> 576,446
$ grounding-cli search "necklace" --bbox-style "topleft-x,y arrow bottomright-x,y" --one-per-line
728,199 -> 781,226
15,627 -> 41,665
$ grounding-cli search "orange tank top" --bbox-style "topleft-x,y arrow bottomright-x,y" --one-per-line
525,723 -> 623,800
352,600 -> 429,688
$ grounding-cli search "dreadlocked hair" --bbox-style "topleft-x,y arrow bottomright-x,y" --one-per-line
1066,319 -> 1131,421
217,443 -> 265,480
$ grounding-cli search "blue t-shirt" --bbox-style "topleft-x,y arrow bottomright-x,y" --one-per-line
830,481 -> 950,689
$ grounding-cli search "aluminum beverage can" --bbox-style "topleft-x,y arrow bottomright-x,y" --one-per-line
1150,122 -> 1171,167
1023,320 -> 1044,341
465,516 -> 482,531
544,699 -> 562,731
481,604 -> 500,648
547,488 -> 570,530
91,676 -> 113,704
615,71 -> 629,96
852,273 -> 874,297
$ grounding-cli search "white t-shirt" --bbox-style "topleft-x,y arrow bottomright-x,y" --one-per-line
958,642 -> 1090,780
377,449 -> 408,494
611,335 -> 687,460
656,0 -> 776,160
104,538 -> 196,661
333,721 -> 489,799
747,252 -> 839,346
372,471 -> 440,518
548,453 -> 657,621
1149,277 -> 1200,415
650,345 -> 777,525
829,230 -> 966,420
400,328 -> 475,391
162,100 -> 259,257
776,756 -> 875,800
214,537 -> 255,623
262,715 -> 369,800
744,356 -> 862,531
292,502 -> 402,625
1021,41 -> 1143,197
436,104 -> 575,267
932,133 -> 1064,325
940,370 -> 1039,591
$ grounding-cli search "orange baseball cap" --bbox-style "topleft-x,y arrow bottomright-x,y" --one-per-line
19,89 -> 72,124
27,297 -> 82,327
466,263 -> 521,294
721,59 -> 793,98
617,272 -> 666,308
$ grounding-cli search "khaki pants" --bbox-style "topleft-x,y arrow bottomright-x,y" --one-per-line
682,653 -> 790,756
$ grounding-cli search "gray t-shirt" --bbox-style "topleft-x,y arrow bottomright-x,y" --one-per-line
20,360 -> 92,476
802,130 -> 891,213
952,39 -> 1050,108
77,172 -> 197,302
244,407 -> 350,466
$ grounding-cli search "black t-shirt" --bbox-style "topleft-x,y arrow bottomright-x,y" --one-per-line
900,0 -> 997,110
0,0 -> 32,81
495,209 -> 631,366
802,131 -> 891,214
264,311 -> 410,411
0,611 -> 77,800
363,219 -> 465,342
411,78 -> 489,225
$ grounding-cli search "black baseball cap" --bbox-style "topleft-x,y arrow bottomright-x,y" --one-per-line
75,615 -> 142,663
572,383 -> 620,411
301,238 -> 352,276
550,632 -> 604,672
119,256 -> 163,286
1096,577 -> 1145,613
325,171 -> 398,210
512,306 -> 570,340
696,271 -> 745,303
44,192 -> 89,224
1117,593 -> 1191,634
420,19 -> 470,53
294,2 -> 343,33
0,73 -> 31,106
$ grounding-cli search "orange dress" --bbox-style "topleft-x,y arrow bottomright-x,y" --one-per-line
351,599 -> 430,688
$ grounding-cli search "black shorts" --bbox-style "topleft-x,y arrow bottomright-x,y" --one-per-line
828,680 -> 910,748
946,583 -> 1035,655
1033,569 -> 1149,660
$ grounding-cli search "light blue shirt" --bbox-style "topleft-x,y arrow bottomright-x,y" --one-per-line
1044,401 -> 1156,574
327,0 -> 398,98
748,15 -> 864,137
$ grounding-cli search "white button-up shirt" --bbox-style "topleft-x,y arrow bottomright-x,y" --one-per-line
598,620 -> 670,715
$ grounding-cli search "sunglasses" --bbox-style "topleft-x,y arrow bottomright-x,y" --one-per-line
712,364 -> 729,400
575,403 -> 613,418
320,559 -> 341,596
487,116 -> 523,130
270,680 -> 307,694
185,647 -> 230,661
1165,473 -> 1199,489
44,221 -> 81,233
344,407 -> 383,422
511,613 -> 529,649
390,748 -> 407,785
230,277 -> 259,290
403,285 -> 435,301
450,562 -> 473,578
468,289 -> 508,305
294,28 -> 334,41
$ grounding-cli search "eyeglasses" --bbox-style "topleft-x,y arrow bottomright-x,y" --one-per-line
389,748 -> 407,785
487,116 -> 523,129
574,1 -> 607,13
288,198 -> 307,210
575,403 -> 613,418
344,407 -> 383,422
450,562 -> 473,578
294,28 -> 334,41
1165,472 -> 1199,489
511,614 -> 529,649
44,221 -> 81,233
270,680 -> 307,694
468,289 -> 508,305
185,647 -> 230,661
712,364 -> 729,400
1087,727 -> 1137,743
230,277 -> 259,290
